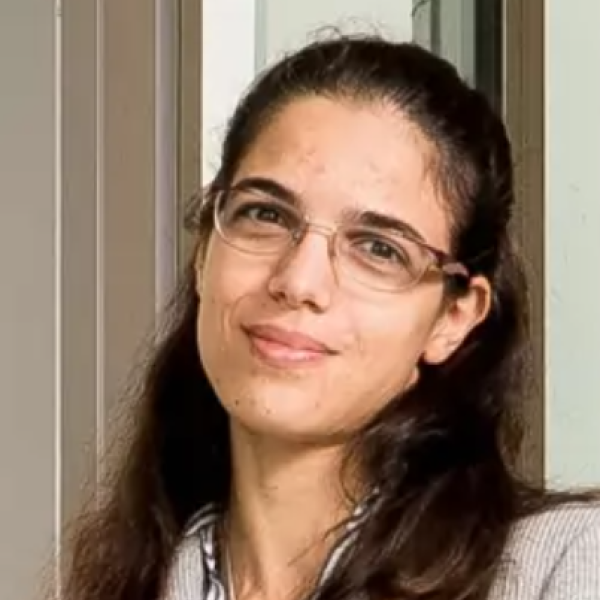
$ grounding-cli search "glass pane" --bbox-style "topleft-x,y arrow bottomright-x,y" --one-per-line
413,0 -> 503,112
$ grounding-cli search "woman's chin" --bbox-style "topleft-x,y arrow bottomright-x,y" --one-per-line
224,391 -> 350,446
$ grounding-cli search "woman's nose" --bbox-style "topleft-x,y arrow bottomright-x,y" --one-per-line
266,228 -> 337,312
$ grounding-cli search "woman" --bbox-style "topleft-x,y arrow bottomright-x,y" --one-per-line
63,36 -> 600,600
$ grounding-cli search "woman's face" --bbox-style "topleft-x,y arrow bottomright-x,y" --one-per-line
197,97 -> 488,444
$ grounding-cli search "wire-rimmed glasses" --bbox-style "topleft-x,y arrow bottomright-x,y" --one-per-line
195,186 -> 469,292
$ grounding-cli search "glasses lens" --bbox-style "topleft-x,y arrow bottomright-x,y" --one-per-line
337,226 -> 431,291
215,189 -> 301,254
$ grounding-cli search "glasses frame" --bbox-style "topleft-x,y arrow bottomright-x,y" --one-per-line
189,186 -> 470,291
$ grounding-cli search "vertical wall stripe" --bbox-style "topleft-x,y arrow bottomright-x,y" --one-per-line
53,0 -> 63,594
155,0 -> 179,315
95,0 -> 106,486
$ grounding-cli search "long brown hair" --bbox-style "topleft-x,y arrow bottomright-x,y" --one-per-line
62,35 -> 596,600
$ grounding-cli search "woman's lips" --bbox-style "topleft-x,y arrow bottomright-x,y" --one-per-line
243,323 -> 335,367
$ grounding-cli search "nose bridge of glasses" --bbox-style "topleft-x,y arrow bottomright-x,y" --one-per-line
295,217 -> 337,240
275,218 -> 339,289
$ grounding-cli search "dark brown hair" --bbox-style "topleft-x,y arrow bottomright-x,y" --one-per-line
62,34 -> 596,600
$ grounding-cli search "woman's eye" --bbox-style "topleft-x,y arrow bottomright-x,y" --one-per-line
229,198 -> 292,228
359,237 -> 408,264
365,239 -> 396,259
245,204 -> 284,224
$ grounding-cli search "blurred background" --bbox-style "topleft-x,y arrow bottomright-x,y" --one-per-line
1,0 -> 598,597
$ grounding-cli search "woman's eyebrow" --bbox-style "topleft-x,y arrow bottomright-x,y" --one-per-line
233,176 -> 301,208
342,207 -> 426,243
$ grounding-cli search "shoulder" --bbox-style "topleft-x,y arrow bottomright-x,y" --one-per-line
160,505 -> 220,600
161,535 -> 207,600
490,501 -> 600,600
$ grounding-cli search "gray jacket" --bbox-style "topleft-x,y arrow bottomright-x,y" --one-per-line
163,502 -> 600,600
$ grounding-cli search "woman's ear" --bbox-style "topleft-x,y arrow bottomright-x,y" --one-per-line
422,275 -> 492,364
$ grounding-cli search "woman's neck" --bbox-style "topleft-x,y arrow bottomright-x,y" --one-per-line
224,423 -> 360,600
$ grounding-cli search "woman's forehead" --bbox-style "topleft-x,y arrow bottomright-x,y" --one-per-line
233,97 -> 452,249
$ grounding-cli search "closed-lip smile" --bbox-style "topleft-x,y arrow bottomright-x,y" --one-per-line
242,323 -> 336,366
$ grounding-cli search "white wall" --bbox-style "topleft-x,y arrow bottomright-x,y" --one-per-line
201,0 -> 256,183
545,0 -> 600,486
